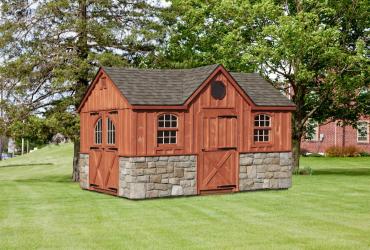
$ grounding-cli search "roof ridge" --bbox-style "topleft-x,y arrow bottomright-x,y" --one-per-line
102,64 -> 220,72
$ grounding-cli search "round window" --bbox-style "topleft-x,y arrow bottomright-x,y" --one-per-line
211,81 -> 226,100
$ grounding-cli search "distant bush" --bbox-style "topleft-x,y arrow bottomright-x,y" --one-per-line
325,146 -> 362,157
359,152 -> 370,157
294,166 -> 313,175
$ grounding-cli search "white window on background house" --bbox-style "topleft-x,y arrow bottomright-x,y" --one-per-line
305,120 -> 319,141
357,121 -> 369,143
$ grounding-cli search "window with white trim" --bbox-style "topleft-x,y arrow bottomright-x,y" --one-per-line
305,120 -> 319,141
157,114 -> 178,144
254,114 -> 271,142
107,118 -> 116,144
95,118 -> 102,144
357,121 -> 369,143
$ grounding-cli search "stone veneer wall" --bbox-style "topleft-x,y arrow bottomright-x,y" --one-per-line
79,153 -> 89,189
119,155 -> 197,199
239,152 -> 292,191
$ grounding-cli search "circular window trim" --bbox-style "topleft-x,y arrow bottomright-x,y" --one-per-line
211,80 -> 226,100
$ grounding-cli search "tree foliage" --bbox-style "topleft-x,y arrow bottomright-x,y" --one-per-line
0,0 -> 163,177
156,0 -> 369,169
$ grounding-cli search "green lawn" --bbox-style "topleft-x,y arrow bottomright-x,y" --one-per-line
0,144 -> 369,249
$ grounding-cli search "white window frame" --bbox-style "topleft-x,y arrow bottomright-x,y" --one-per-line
253,114 -> 271,142
94,118 -> 102,145
357,121 -> 369,143
107,118 -> 116,145
305,120 -> 319,141
157,114 -> 178,145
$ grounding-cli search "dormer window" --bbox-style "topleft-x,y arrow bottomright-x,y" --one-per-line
254,114 -> 271,142
157,114 -> 178,144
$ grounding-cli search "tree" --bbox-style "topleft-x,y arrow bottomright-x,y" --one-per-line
0,0 -> 162,179
156,0 -> 369,170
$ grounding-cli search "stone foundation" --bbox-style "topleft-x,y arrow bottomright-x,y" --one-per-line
118,155 -> 197,199
79,153 -> 89,189
239,152 -> 293,191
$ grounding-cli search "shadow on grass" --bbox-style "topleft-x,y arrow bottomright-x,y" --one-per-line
14,174 -> 73,183
313,168 -> 370,176
0,163 -> 54,168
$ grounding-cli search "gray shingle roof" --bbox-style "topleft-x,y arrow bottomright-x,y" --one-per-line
102,65 -> 294,107
230,72 -> 294,106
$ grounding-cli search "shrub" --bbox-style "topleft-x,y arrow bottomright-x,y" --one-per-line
359,151 -> 370,157
325,146 -> 361,157
294,166 -> 313,175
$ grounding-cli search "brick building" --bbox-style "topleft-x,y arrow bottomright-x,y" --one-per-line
301,117 -> 370,154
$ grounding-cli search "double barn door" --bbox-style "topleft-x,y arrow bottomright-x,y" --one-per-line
198,109 -> 239,194
89,111 -> 119,194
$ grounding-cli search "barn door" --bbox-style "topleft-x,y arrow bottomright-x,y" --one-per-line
89,111 -> 119,194
198,110 -> 239,194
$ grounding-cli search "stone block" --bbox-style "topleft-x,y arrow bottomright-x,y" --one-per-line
154,183 -> 169,191
167,164 -> 174,173
147,190 -> 159,198
183,187 -> 196,195
159,190 -> 170,197
253,159 -> 264,165
239,173 -> 248,179
265,172 -> 274,179
240,157 -> 253,166
280,158 -> 292,166
267,153 -> 279,158
157,167 -> 167,174
137,175 -> 149,183
256,165 -> 266,173
184,172 -> 195,180
239,165 -> 247,173
150,175 -> 161,183
147,162 -> 156,168
147,183 -> 155,191
129,183 -> 146,199
135,163 -> 147,169
156,161 -> 168,167
257,173 -> 265,179
162,178 -> 169,184
268,165 -> 280,172
130,157 -> 146,163
263,179 -> 270,189
247,166 -> 257,178
146,157 -> 158,162
254,153 -> 266,159
169,178 -> 180,185
144,168 -> 156,175
174,168 -> 184,178
270,179 -> 279,189
131,168 -> 144,176
171,185 -> 184,196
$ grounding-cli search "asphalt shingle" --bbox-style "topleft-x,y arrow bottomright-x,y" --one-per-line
102,65 -> 294,107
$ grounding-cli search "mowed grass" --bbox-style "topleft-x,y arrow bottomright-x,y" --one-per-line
0,144 -> 369,250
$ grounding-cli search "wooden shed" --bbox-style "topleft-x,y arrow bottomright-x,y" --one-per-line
77,64 -> 295,199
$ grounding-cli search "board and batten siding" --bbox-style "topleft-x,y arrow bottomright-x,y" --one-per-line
121,71 -> 292,156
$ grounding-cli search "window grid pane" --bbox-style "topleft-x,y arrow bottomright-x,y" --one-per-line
254,114 -> 271,127
158,114 -> 177,128
157,130 -> 177,144
95,118 -> 102,144
107,118 -> 116,144
357,122 -> 368,142
253,129 -> 270,142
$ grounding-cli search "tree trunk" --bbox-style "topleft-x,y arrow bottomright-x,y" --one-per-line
72,139 -> 80,181
72,0 -> 89,182
292,137 -> 301,172
0,136 -> 3,161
